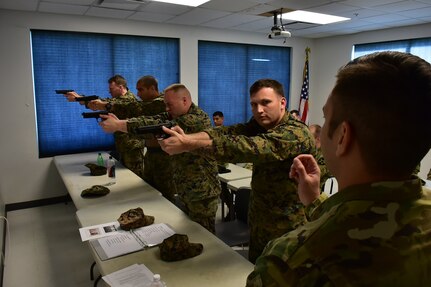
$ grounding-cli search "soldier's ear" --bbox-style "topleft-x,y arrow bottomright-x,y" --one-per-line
335,121 -> 353,157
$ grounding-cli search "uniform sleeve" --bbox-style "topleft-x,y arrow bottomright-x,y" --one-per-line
126,113 -> 170,134
203,124 -> 315,163
246,239 -> 333,287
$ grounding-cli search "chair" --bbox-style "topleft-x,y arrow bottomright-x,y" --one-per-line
215,187 -> 250,248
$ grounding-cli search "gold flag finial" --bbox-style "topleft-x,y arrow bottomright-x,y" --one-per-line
305,47 -> 311,58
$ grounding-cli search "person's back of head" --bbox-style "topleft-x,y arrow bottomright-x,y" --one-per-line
330,51 -> 431,178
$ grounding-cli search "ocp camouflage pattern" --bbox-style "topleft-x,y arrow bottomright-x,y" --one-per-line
246,178 -> 431,286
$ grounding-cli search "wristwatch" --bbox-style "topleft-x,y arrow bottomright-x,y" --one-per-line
105,102 -> 112,111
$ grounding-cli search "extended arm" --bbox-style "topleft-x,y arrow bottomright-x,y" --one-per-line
159,125 -> 213,155
99,113 -> 128,133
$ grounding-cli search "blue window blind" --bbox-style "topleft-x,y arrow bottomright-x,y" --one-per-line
198,41 -> 291,126
31,30 -> 179,158
353,37 -> 431,63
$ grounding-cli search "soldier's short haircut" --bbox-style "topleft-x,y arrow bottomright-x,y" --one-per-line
137,75 -> 159,92
213,111 -> 224,117
108,74 -> 128,89
250,79 -> 285,98
164,83 -> 191,99
329,51 -> 431,177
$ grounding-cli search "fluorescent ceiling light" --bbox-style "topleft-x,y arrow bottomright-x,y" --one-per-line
147,0 -> 210,7
281,10 -> 350,25
251,58 -> 270,62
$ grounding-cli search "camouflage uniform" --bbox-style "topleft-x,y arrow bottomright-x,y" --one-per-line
112,95 -> 175,201
103,91 -> 145,177
246,177 -> 431,287
202,113 -> 318,263
127,103 -> 221,233
316,147 -> 332,192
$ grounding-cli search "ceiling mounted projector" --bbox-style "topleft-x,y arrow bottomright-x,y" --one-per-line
268,26 -> 291,39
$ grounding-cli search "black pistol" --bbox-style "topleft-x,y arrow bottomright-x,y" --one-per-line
134,121 -> 175,139
55,89 -> 74,94
82,111 -> 109,122
74,95 -> 100,102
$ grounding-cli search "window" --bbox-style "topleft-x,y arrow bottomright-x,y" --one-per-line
353,37 -> 431,63
31,30 -> 179,158
198,41 -> 291,126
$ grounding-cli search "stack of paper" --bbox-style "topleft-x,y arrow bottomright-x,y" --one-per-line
102,264 -> 154,287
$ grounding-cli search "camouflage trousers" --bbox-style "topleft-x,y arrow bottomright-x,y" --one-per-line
180,195 -> 219,234
143,149 -> 175,202
121,149 -> 144,179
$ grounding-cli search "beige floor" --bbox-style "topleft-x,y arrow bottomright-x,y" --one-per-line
2,201 -> 248,287
3,203 -> 97,287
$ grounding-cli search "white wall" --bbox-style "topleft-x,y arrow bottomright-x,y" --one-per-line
0,9 -> 430,204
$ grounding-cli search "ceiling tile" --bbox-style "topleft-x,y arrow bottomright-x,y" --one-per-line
98,1 -> 141,10
39,2 -> 89,15
85,6 -> 135,18
137,2 -> 192,15
0,0 -> 38,11
361,13 -> 411,24
200,0 -> 259,12
398,6 -> 431,17
201,13 -> 263,28
308,2 -> 360,14
166,7 -> 231,25
42,0 -> 95,4
128,11 -> 174,22
340,0 -> 404,9
373,0 -> 430,12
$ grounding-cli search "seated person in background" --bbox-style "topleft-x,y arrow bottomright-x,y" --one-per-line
212,111 -> 224,127
289,109 -> 301,121
246,51 -> 431,286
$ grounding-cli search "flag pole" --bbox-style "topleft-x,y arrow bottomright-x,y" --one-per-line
299,47 -> 311,124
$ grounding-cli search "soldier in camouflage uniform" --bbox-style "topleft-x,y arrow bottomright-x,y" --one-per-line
98,84 -> 221,233
65,75 -> 143,176
246,51 -> 431,286
87,76 -> 175,201
159,79 -> 322,263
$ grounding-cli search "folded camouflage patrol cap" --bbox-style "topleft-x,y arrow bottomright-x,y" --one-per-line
84,163 -> 107,176
159,234 -> 203,262
117,207 -> 155,231
80,185 -> 110,198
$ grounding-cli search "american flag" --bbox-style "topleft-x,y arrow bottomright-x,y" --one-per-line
299,48 -> 310,124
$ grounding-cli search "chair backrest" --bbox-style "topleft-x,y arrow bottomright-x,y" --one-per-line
234,188 -> 251,223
